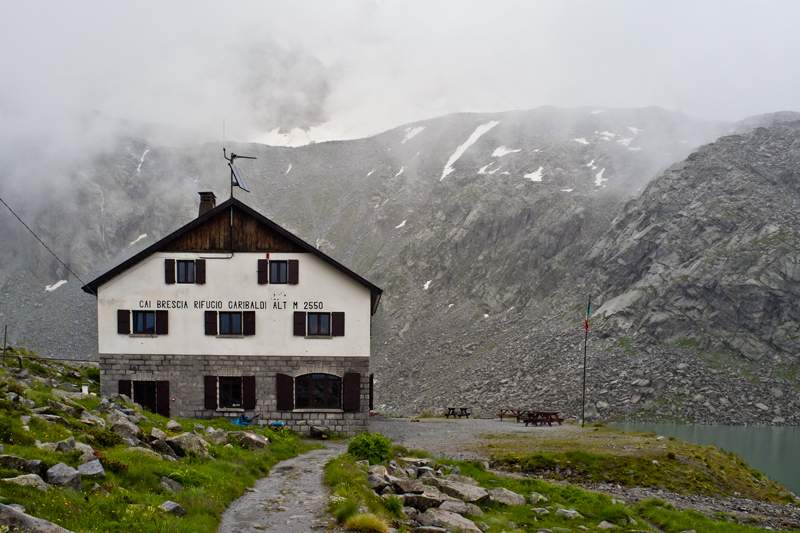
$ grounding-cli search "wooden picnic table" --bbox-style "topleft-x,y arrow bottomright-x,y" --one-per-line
523,411 -> 563,427
445,407 -> 472,418
496,408 -> 526,421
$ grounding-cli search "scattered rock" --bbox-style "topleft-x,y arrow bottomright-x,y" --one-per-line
417,508 -> 481,533
166,433 -> 212,459
597,520 -> 617,529
159,476 -> 184,493
78,460 -> 105,478
487,487 -> 526,506
0,502 -> 76,532
158,500 -> 186,517
166,420 -> 183,432
46,463 -> 82,491
2,474 -> 49,492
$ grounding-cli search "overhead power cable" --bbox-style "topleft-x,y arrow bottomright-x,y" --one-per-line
0,194 -> 95,295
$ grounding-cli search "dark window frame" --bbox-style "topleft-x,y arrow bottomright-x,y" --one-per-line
269,260 -> 288,284
218,376 -> 243,409
132,311 -> 156,334
219,312 -> 242,336
177,260 -> 195,284
307,312 -> 331,336
295,373 -> 342,409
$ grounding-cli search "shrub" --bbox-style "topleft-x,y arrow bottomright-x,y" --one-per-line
347,433 -> 392,464
85,367 -> 100,382
93,450 -> 129,473
667,452 -> 676,460
344,513 -> 389,533
331,497 -> 359,523
0,416 -> 35,446
86,427 -> 124,448
381,495 -> 404,518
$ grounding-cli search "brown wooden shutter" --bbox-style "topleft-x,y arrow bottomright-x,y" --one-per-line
332,312 -> 345,337
118,380 -> 132,397
293,311 -> 306,336
242,376 -> 256,410
343,373 -> 361,412
243,311 -> 256,336
165,259 -> 175,284
276,373 -> 294,410
257,259 -> 268,284
369,374 -> 374,411
195,259 -> 206,284
288,259 -> 299,284
205,311 -> 218,335
155,310 -> 168,335
204,376 -> 217,409
117,310 -> 130,334
156,381 -> 170,417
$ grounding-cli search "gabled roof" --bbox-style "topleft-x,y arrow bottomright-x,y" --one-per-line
82,197 -> 383,314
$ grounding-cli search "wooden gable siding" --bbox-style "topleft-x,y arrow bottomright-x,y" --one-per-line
161,206 -> 305,253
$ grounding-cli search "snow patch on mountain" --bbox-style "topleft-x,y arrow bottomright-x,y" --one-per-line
599,131 -> 616,140
367,168 -> 376,177
492,146 -> 520,157
285,164 -> 292,175
136,150 -> 149,172
572,138 -> 590,145
402,126 -> 425,143
586,159 -> 598,169
395,167 -> 404,177
441,121 -> 500,180
395,220 -> 406,229
524,166 -> 544,182
595,168 -> 607,186
45,280 -> 67,292
628,126 -> 643,134
423,280 -> 432,290
129,234 -> 148,247
478,162 -> 502,175
617,138 -> 633,147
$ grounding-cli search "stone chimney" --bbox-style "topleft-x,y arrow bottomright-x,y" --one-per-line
198,191 -> 217,217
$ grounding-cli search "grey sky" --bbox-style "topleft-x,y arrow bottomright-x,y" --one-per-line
1,0 -> 799,145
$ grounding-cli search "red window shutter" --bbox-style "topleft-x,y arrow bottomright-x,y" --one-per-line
156,310 -> 169,335
118,380 -> 132,397
243,311 -> 256,336
276,373 -> 294,410
242,376 -> 256,410
117,310 -> 130,334
257,259 -> 268,284
332,312 -> 345,337
343,373 -> 361,412
165,259 -> 175,284
156,381 -> 170,417
288,259 -> 299,284
293,312 -> 306,336
204,376 -> 217,409
205,311 -> 218,336
195,259 -> 206,284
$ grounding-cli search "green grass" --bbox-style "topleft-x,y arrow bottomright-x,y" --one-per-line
636,499 -> 768,532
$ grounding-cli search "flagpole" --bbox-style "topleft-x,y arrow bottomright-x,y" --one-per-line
581,295 -> 590,428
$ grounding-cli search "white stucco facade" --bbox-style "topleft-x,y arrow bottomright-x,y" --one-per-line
97,251 -> 372,357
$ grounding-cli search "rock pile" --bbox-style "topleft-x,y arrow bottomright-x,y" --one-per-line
358,457 -> 587,533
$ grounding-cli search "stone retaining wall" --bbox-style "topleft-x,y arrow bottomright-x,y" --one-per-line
99,354 -> 370,435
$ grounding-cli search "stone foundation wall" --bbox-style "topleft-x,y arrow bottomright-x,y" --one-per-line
99,354 -> 370,436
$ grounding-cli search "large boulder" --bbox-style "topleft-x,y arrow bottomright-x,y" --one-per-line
48,401 -> 79,419
0,503 -> 76,532
0,455 -> 27,471
166,420 -> 183,432
77,460 -> 105,478
55,437 -> 75,452
159,477 -> 184,493
158,501 -> 186,517
417,508 -> 482,533
125,447 -> 162,459
32,414 -> 70,427
394,479 -> 425,494
227,431 -> 268,450
151,427 -> 168,440
80,411 -> 106,428
402,491 -> 446,512
111,418 -> 143,441
441,474 -> 480,486
486,487 -> 526,506
2,474 -> 49,492
205,429 -> 229,446
426,479 -> 490,504
166,433 -> 212,459
151,438 -> 178,458
438,500 -> 483,516
46,463 -> 82,491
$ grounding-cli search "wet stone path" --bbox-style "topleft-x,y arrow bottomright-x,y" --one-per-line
218,443 -> 347,533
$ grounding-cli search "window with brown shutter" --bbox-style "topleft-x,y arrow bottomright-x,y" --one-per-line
332,312 -> 345,337
156,381 -> 170,417
165,259 -> 175,284
118,380 -> 132,397
343,373 -> 361,412
204,376 -> 217,409
205,311 -> 218,335
195,259 -> 206,284
117,310 -> 130,334
288,259 -> 299,284
293,311 -> 306,336
155,310 -> 169,335
257,259 -> 268,284
276,373 -> 294,410
242,376 -> 256,410
243,311 -> 256,336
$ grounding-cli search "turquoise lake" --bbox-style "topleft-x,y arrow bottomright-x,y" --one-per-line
609,423 -> 800,495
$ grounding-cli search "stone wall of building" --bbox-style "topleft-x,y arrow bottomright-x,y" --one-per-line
100,354 -> 370,436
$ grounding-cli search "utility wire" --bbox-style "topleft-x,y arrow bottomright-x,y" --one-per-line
0,195 -> 95,295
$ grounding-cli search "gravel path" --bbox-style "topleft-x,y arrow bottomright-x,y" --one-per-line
217,443 -> 346,533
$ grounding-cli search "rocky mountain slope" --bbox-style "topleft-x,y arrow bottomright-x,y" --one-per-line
1,107 -> 799,425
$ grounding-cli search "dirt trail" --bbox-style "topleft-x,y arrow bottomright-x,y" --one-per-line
217,443 -> 346,533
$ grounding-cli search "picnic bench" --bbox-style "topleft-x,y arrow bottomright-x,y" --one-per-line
496,408 -> 526,421
522,411 -> 563,427
445,407 -> 472,418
